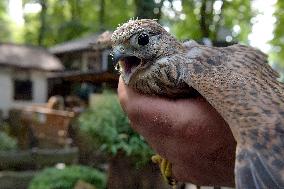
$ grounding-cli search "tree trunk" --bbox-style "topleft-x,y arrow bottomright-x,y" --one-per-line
199,0 -> 215,39
134,0 -> 164,20
199,0 -> 209,38
38,0 -> 47,46
70,0 -> 81,20
213,0 -> 226,41
99,0 -> 105,31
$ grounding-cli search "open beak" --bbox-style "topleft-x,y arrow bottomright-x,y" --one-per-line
112,46 -> 142,76
112,49 -> 125,65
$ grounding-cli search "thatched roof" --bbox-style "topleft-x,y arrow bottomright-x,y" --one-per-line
49,31 -> 112,54
0,43 -> 63,71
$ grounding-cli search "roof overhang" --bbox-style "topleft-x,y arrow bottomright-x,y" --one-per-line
48,71 -> 119,84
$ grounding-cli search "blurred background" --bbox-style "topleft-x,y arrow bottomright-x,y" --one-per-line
3,0 -> 284,73
0,0 -> 283,189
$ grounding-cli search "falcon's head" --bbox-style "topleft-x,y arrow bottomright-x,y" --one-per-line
111,19 -> 184,84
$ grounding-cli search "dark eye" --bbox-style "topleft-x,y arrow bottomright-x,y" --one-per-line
138,33 -> 149,46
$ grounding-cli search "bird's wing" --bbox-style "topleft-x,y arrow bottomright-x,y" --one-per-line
183,43 -> 280,80
225,44 -> 280,80
184,43 -> 284,188
235,127 -> 284,189
227,45 -> 284,189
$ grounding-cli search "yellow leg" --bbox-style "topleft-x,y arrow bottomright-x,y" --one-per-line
152,154 -> 177,188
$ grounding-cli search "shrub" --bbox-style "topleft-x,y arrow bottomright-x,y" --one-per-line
28,165 -> 106,189
0,131 -> 17,151
79,91 -> 153,166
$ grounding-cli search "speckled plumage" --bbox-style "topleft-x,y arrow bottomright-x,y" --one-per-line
112,19 -> 284,188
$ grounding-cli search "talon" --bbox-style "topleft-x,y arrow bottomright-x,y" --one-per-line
151,154 -> 177,188
167,177 -> 176,186
151,154 -> 162,164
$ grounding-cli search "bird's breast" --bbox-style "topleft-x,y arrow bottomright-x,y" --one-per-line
128,60 -> 195,98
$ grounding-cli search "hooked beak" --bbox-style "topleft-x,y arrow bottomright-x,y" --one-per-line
112,46 -> 142,77
112,46 -> 126,65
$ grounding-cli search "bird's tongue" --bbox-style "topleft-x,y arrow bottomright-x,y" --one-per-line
124,58 -> 132,74
121,56 -> 141,75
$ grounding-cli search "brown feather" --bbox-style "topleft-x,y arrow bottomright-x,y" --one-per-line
112,19 -> 284,188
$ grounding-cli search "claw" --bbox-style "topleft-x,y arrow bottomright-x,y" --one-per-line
151,154 -> 177,188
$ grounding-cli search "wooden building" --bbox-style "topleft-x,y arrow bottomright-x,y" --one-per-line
0,43 -> 63,117
48,31 -> 118,99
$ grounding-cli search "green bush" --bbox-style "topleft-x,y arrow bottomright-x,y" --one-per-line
79,91 -> 153,166
28,165 -> 106,189
0,131 -> 17,151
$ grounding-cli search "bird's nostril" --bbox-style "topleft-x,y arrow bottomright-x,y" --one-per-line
120,46 -> 125,52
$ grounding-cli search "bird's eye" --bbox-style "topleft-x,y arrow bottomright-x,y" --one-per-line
138,33 -> 149,46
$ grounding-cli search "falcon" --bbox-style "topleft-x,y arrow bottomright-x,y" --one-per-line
111,19 -> 284,189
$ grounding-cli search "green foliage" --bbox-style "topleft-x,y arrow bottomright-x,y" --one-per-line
10,0 -> 266,59
0,131 -> 17,151
168,0 -> 254,43
0,0 -> 12,42
169,1 -> 202,40
135,0 -> 164,19
28,165 -> 106,189
222,0 -> 253,42
23,0 -> 135,47
272,0 -> 284,68
79,91 -> 153,166
21,0 -> 256,46
103,0 -> 135,30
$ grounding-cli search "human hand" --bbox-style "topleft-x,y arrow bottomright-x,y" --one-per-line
118,77 -> 236,187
